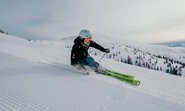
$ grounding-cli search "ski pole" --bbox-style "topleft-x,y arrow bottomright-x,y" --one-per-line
99,53 -> 107,62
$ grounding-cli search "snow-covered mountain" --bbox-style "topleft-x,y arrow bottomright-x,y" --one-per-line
157,40 -> 185,47
0,33 -> 185,111
0,28 -> 8,35
63,34 -> 185,76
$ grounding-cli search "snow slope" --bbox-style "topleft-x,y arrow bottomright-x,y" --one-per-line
0,33 -> 185,111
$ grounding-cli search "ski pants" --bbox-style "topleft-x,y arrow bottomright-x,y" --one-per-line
79,56 -> 99,69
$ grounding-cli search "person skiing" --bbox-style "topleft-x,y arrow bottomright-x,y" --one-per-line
71,29 -> 110,72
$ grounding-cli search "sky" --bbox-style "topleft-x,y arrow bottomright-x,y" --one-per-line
0,0 -> 185,43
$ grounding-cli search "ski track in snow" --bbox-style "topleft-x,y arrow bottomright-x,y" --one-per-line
0,86 -> 76,111
0,66 -> 77,111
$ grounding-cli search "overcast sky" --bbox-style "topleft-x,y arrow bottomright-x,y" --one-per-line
0,0 -> 185,43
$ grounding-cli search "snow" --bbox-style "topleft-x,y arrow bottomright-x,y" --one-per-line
0,33 -> 185,111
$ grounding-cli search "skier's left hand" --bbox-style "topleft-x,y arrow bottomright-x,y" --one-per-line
104,48 -> 110,53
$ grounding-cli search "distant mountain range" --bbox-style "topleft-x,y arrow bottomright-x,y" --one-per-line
156,40 -> 185,47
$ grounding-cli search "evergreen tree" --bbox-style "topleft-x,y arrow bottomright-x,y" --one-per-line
121,57 -> 124,63
166,69 -> 169,73
127,55 -> 132,65
173,67 -> 178,75
160,67 -> 162,71
170,67 -> 173,74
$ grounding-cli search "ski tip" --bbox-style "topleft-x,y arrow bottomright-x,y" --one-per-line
134,81 -> 141,86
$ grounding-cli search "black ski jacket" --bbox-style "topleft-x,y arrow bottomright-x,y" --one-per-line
71,36 -> 107,65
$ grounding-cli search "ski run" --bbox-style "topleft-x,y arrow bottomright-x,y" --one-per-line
0,33 -> 185,111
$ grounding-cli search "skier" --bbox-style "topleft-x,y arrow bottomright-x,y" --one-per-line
71,29 -> 110,73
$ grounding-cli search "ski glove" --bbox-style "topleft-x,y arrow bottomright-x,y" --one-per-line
104,48 -> 110,53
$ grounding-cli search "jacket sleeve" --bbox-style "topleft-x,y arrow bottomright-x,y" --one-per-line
90,41 -> 106,52
71,45 -> 78,65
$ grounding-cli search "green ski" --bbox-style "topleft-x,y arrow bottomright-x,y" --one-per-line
106,70 -> 134,80
103,70 -> 141,86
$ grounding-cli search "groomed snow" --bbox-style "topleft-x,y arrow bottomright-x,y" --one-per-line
0,33 -> 185,111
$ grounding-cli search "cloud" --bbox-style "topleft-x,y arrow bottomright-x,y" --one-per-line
0,0 -> 185,43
